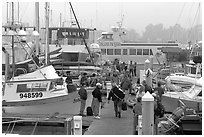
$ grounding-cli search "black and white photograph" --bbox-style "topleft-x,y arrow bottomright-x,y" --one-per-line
1,1 -> 202,135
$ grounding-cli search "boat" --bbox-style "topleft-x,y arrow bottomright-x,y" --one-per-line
162,77 -> 202,113
2,65 -> 68,107
97,29 -> 179,66
164,43 -> 202,92
158,102 -> 202,135
2,2 -> 84,115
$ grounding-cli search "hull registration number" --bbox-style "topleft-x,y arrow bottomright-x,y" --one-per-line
19,92 -> 43,99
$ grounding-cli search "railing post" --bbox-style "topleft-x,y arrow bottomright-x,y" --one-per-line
138,115 -> 142,135
73,116 -> 82,135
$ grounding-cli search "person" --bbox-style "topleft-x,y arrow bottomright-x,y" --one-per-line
133,97 -> 142,135
65,71 -> 73,92
91,83 -> 102,119
65,71 -> 73,84
121,74 -> 132,96
108,83 -> 125,118
136,81 -> 145,98
142,80 -> 153,94
152,93 -> 165,118
78,83 -> 87,116
111,71 -> 120,85
106,80 -> 112,99
133,62 -> 137,77
80,73 -> 88,86
129,61 -> 134,77
153,81 -> 165,102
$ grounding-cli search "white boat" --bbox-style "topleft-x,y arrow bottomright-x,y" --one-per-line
2,65 -> 68,107
165,62 -> 202,92
2,3 -> 77,115
42,27 -> 101,73
162,77 -> 202,113
97,30 -> 179,65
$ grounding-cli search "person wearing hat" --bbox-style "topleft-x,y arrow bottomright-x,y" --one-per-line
91,83 -> 102,119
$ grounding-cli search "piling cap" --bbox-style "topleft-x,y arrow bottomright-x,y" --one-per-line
142,91 -> 154,101
145,59 -> 150,63
73,116 -> 82,120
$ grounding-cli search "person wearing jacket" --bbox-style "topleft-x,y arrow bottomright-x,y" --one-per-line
108,83 -> 125,118
78,82 -> 87,116
91,83 -> 102,119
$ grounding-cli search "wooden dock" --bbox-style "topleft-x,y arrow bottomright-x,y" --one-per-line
2,87 -> 137,135
85,100 -> 135,135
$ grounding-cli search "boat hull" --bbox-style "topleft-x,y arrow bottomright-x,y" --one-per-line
162,94 -> 202,113
2,88 -> 94,115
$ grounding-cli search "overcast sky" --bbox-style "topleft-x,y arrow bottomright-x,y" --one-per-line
1,1 -> 202,34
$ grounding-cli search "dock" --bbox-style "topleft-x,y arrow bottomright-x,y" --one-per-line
85,98 -> 134,135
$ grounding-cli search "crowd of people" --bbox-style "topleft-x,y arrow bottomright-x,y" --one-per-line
72,61 -> 166,122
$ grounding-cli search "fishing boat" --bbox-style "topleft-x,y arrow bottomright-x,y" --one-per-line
162,77 -> 202,113
2,65 -> 68,107
2,2 -> 83,115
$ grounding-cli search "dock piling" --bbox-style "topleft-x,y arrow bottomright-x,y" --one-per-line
142,92 -> 154,135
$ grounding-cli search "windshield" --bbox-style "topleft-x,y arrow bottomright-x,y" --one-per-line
185,85 -> 202,98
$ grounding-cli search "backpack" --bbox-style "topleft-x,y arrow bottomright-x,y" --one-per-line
86,106 -> 93,116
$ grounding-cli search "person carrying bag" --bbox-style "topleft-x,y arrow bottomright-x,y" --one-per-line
108,83 -> 126,118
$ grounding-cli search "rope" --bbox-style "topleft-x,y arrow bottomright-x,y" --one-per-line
10,121 -> 16,133
31,120 -> 39,135
5,122 -> 11,134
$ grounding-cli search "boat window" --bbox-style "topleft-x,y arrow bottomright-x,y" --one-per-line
150,49 -> 153,55
49,81 -> 57,90
101,49 -> 106,55
137,49 -> 142,55
190,67 -> 196,74
115,49 -> 121,55
17,83 -> 48,93
129,49 -> 136,55
123,49 -> 128,55
143,49 -> 149,55
107,49 -> 114,55
187,85 -> 202,98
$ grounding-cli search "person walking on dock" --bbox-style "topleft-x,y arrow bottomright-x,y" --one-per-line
108,83 -> 125,118
78,82 -> 87,116
91,83 -> 102,119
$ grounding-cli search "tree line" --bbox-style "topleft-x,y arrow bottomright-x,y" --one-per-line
92,23 -> 202,45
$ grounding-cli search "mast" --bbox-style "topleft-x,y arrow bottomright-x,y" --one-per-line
11,2 -> 15,77
18,2 -> 19,24
35,2 -> 40,56
60,12 -> 62,27
45,2 -> 50,65
7,2 -> 9,24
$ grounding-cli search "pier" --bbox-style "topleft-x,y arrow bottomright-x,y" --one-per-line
85,100 -> 134,135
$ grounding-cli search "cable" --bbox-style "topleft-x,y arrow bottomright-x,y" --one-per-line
69,2 -> 94,65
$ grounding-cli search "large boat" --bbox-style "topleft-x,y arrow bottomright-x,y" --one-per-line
41,27 -> 101,74
162,77 -> 202,113
97,31 -> 179,65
